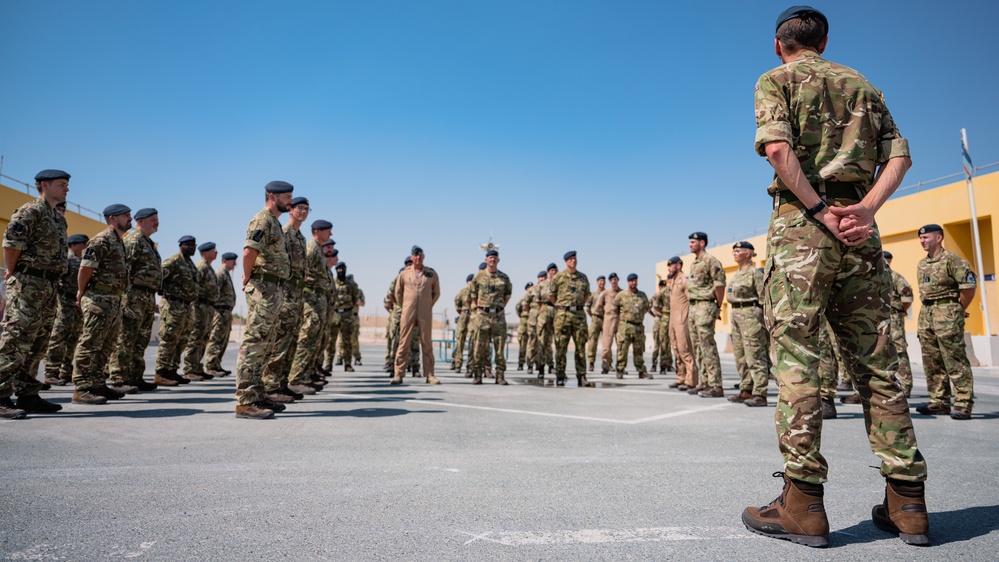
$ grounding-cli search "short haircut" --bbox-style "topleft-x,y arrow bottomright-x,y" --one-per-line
776,15 -> 826,53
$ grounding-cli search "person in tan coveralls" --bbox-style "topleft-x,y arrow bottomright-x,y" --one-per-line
391,246 -> 441,385
595,273 -> 621,374
665,256 -> 698,390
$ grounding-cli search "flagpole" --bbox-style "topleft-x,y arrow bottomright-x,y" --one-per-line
963,128 -> 991,336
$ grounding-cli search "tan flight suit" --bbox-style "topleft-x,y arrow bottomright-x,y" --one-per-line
669,272 -> 698,386
393,265 -> 441,378
596,287 -> 621,371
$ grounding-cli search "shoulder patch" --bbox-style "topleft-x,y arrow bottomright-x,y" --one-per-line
9,222 -> 25,234
83,247 -> 95,260
250,230 -> 264,243
967,273 -> 976,284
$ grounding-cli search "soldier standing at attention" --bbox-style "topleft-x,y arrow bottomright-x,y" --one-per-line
915,224 -> 976,419
43,233 -> 87,387
534,263 -> 558,375
597,273 -> 622,374
525,271 -> 545,374
585,275 -> 605,371
549,250 -> 590,386
741,7 -> 927,547
345,277 -> 364,365
649,279 -> 675,375
726,242 -> 769,406
665,257 -> 698,391
0,169 -> 70,418
885,251 -> 914,396
515,282 -> 533,371
685,231 -> 726,398
108,208 -> 161,391
72,204 -> 131,403
234,181 -> 294,420
182,242 -> 219,380
288,220 -> 333,393
205,251 -> 238,377
391,246 -> 440,385
467,262 -> 487,376
467,249 -> 512,384
154,236 -> 199,387
383,259 -> 408,372
329,263 -> 361,373
451,274 -> 473,372
612,273 -> 649,378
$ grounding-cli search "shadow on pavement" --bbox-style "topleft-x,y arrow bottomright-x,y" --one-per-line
279,407 -> 446,418
833,504 -> 999,546
31,408 -> 204,419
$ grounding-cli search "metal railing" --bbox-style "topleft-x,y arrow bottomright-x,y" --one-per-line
0,172 -> 104,221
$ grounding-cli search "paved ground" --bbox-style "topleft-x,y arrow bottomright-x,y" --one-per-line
2,345 -> 998,560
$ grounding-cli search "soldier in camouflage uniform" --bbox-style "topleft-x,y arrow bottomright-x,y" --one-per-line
72,204 -> 131,404
181,242 -> 219,379
525,271 -> 545,374
205,251 -> 237,376
549,251 -> 591,386
42,233 -> 87,387
515,282 -> 533,370
0,169 -> 70,418
585,275 -> 605,371
383,260 -> 406,372
343,279 -> 364,364
288,220 -> 333,393
534,263 -> 558,375
726,241 -> 769,406
311,241 -> 337,383
154,236 -> 199,387
649,279 -> 674,374
329,262 -> 361,372
466,249 -> 512,384
451,275 -> 473,372
234,181 -> 294,420
915,224 -> 976,420
742,7 -> 927,547
685,232 -> 726,398
108,208 -> 161,391
884,252 -> 914,396
262,197 -> 309,402
467,262 -> 489,377
612,273 -> 649,378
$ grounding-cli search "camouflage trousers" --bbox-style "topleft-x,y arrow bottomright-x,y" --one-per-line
205,306 -> 233,372
338,314 -> 361,361
554,310 -> 587,377
236,278 -> 284,406
917,301 -> 973,411
155,298 -> 194,372
108,288 -> 157,385
384,307 -> 399,364
72,293 -> 123,390
526,309 -> 540,368
890,309 -> 912,394
535,306 -> 555,369
818,320 -> 841,400
651,313 -> 673,371
386,308 -> 419,371
764,208 -> 925,484
181,302 -> 214,375
452,312 -> 471,368
289,290 -> 328,386
262,286 -> 303,392
44,293 -> 82,382
587,313 -> 603,364
516,315 -> 530,367
471,311 -> 506,376
0,274 -> 58,399
690,301 -> 721,387
731,304 -> 769,397
327,313 -> 355,369
616,320 -> 646,373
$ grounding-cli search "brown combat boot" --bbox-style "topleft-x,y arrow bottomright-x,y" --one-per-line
821,397 -> 838,419
872,479 -> 930,546
840,392 -> 862,404
729,390 -> 753,403
426,374 -> 441,385
0,398 -> 27,419
266,392 -> 295,403
495,373 -> 508,385
698,386 -> 724,398
389,375 -> 404,385
472,375 -> 482,384
183,372 -> 205,381
686,384 -> 707,395
638,372 -> 653,379
154,372 -> 179,387
235,404 -> 274,419
288,384 -> 317,396
745,395 -> 769,407
742,472 -> 829,547
915,403 -> 950,416
950,407 -> 972,420
72,389 -> 108,405
43,376 -> 66,386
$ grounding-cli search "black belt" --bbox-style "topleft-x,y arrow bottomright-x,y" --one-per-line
730,301 -> 761,309
624,320 -> 643,326
478,306 -> 503,313
334,307 -> 353,313
18,266 -> 62,282
89,282 -> 125,296
131,284 -> 158,294
689,299 -> 715,304
163,295 -> 193,305
557,305 -> 585,312
592,313 -> 603,318
542,302 -> 554,307
776,182 -> 862,206
922,296 -> 959,306
215,305 -> 232,312
287,278 -> 303,289
250,272 -> 287,285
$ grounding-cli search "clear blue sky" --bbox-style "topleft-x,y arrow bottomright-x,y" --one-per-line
2,0 -> 997,319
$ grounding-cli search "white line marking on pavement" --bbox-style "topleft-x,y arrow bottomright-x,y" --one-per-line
460,527 -> 752,546
327,394 -> 731,424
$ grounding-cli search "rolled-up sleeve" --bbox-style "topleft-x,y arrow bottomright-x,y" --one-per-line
754,73 -> 793,156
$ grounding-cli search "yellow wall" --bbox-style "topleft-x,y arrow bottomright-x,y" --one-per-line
658,170 -> 999,336
0,182 -> 107,269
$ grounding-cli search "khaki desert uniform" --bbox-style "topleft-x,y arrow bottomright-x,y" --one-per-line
596,287 -> 621,371
394,266 -> 441,378
669,273 -> 697,387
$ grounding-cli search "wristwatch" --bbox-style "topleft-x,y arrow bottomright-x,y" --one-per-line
805,198 -> 827,218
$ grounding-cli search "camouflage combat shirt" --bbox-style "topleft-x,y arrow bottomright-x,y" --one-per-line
917,248 -> 976,303
549,270 -> 591,308
123,230 -> 162,291
613,289 -> 650,324
161,252 -> 199,303
81,228 -> 128,292
888,267 -> 913,312
468,269 -> 512,310
244,208 -> 289,280
687,253 -> 725,301
3,197 -> 67,272
726,265 -> 764,304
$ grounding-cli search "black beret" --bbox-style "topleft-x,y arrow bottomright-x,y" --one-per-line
546,263 -> 558,271
627,273 -> 638,281
330,249 -> 339,256
335,263 -> 347,270
291,196 -> 309,207
524,282 -> 534,290
134,207 -> 157,220
658,279 -> 667,287
221,252 -> 238,260
537,271 -> 547,278
265,180 -> 294,193
485,249 -> 499,258
689,231 -> 708,242
178,235 -> 196,244
608,272 -> 619,279
733,241 -> 755,251
35,169 -> 70,182
918,224 -> 943,235
347,274 -> 354,279
666,256 -> 681,266
478,262 -> 487,270
882,251 -> 893,260
67,234 -> 89,245
311,219 -> 332,230
411,245 -> 424,255
776,5 -> 828,34
563,250 -> 577,260
198,242 -> 216,252
322,240 -> 336,247
405,256 -> 413,265
55,201 -> 66,208
596,275 -> 606,281
103,204 -> 131,217
467,274 -> 475,282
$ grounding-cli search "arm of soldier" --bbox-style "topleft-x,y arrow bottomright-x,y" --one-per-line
959,288 -> 976,314
76,265 -> 95,305
547,279 -> 557,305
503,278 -> 512,307
830,156 -> 911,245
241,248 -> 258,290
3,248 -> 21,280
394,273 -> 404,306
764,142 -> 842,241
431,274 -> 440,305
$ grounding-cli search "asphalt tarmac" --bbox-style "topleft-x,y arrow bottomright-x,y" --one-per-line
2,344 -> 997,561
